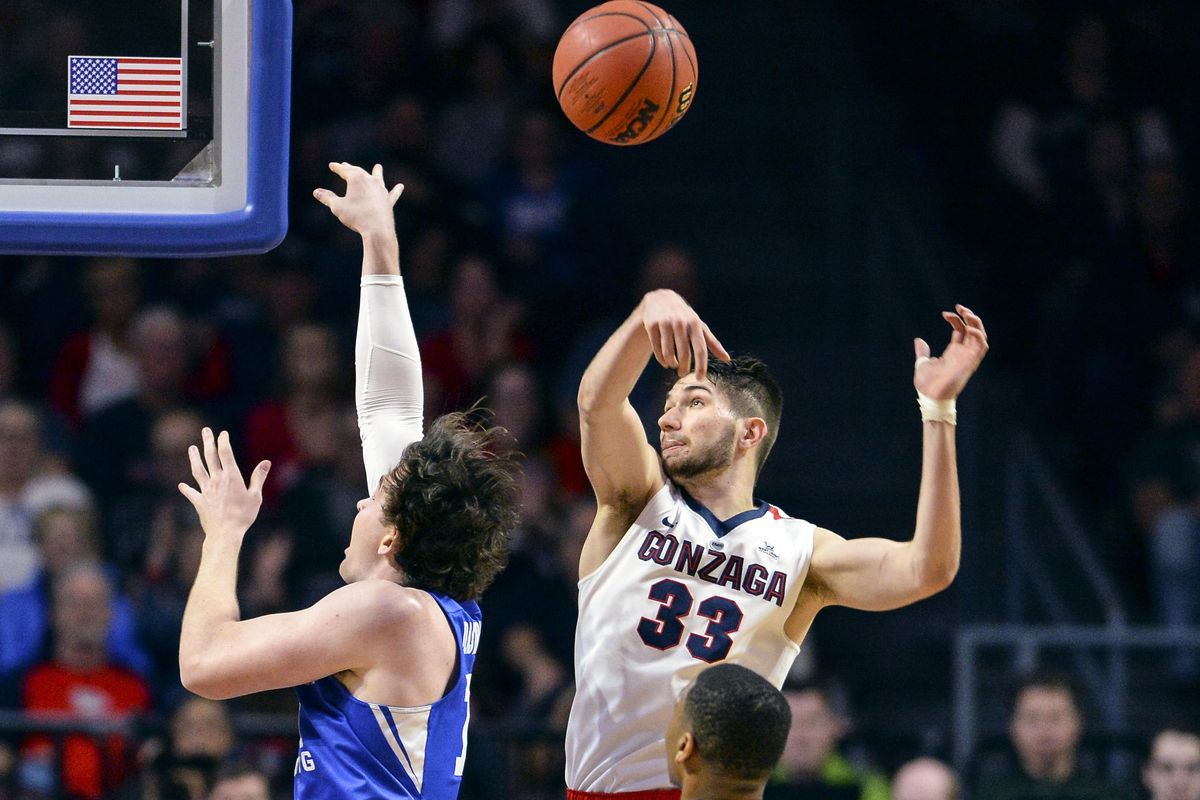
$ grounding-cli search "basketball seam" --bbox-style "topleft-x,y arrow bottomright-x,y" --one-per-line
668,29 -> 696,76
560,11 -> 652,40
555,29 -> 654,101
642,30 -> 677,142
634,1 -> 667,29
584,27 -> 658,136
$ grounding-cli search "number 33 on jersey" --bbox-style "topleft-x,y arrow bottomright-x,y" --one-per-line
566,482 -> 814,791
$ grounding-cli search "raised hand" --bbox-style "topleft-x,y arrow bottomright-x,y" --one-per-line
640,289 -> 730,381
178,428 -> 271,541
313,162 -> 404,237
913,304 -> 989,401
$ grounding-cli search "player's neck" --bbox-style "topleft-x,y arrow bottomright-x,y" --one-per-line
675,466 -> 756,521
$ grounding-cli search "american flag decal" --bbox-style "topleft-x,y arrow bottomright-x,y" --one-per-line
68,55 -> 183,130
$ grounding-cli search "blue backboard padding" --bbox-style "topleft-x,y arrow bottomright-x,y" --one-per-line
0,0 -> 292,258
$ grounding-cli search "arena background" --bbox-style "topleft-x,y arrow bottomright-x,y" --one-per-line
1,1 -> 1197,797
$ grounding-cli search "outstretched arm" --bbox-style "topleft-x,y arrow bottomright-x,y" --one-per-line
177,429 -> 416,698
577,290 -> 728,575
802,305 -> 989,612
314,162 -> 421,493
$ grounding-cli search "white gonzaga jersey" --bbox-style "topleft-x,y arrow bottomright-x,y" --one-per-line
565,482 -> 815,792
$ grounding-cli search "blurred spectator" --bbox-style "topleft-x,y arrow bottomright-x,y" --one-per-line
106,408 -> 203,575
765,678 -> 889,800
0,400 -> 92,592
973,671 -> 1128,800
420,254 -> 530,415
244,322 -> 346,505
20,562 -> 151,799
278,407 -> 363,607
132,510 -> 205,708
0,506 -> 149,681
991,15 -> 1174,215
127,695 -> 236,800
77,306 -> 229,504
1143,727 -> 1200,800
1129,344 -> 1200,679
208,761 -> 271,800
433,35 -> 520,187
48,258 -> 143,428
892,758 -> 958,800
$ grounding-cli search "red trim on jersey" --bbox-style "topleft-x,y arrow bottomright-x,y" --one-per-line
768,505 -> 782,520
567,790 -> 681,800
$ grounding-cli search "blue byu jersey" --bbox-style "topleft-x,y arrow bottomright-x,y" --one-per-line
294,592 -> 482,799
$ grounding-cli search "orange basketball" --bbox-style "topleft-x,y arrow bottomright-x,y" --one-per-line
552,1 -> 697,146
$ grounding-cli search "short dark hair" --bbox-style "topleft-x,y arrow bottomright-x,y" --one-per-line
1010,669 -> 1079,712
704,355 -> 782,474
684,663 -> 791,780
381,410 -> 520,601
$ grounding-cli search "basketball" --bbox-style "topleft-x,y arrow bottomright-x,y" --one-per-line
552,1 -> 697,146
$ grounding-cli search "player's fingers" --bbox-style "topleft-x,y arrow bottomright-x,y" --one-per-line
704,325 -> 731,363
958,304 -> 989,341
216,430 -> 241,478
943,311 -> 966,345
672,320 -> 691,376
247,460 -> 272,496
178,482 -> 202,509
388,183 -> 405,205
690,325 -> 709,382
188,445 -> 209,487
312,187 -> 339,207
372,163 -> 383,180
657,324 -> 678,369
913,337 -> 931,365
201,427 -> 220,475
328,161 -> 351,182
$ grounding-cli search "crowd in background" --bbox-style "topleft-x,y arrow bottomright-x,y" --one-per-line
0,0 -> 1198,798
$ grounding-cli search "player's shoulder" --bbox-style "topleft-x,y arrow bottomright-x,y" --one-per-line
326,580 -> 430,627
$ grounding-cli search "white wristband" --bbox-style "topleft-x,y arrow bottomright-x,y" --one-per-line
917,391 -> 957,425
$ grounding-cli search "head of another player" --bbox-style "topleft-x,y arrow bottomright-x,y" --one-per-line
658,355 -> 782,488
341,410 -> 520,601
665,663 -> 791,792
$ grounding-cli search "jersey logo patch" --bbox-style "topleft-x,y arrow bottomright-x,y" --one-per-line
757,542 -> 780,561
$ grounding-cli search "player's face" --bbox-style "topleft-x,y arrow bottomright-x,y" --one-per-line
1009,688 -> 1081,769
659,378 -> 737,482
1143,733 -> 1200,800
341,489 -> 392,583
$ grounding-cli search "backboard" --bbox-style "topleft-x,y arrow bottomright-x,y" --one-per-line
0,0 -> 291,257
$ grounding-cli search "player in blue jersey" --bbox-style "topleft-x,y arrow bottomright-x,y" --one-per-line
176,162 -> 520,799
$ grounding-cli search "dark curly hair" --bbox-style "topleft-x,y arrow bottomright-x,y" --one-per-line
380,411 -> 521,601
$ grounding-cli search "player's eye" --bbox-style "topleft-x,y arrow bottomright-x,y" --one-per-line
690,398 -> 703,407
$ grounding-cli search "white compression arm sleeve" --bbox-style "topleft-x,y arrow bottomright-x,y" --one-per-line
356,274 -> 424,494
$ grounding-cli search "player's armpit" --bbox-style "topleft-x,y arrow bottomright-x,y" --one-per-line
804,527 -> 954,612
180,580 -> 419,700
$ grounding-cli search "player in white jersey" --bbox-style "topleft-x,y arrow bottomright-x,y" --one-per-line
175,163 -> 520,798
566,289 -> 988,797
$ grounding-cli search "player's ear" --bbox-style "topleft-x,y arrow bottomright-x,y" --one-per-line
377,530 -> 402,556
677,731 -> 698,771
738,416 -> 767,452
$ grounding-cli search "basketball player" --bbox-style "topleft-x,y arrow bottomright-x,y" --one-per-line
664,663 -> 790,800
566,289 -> 988,797
177,163 -> 520,799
